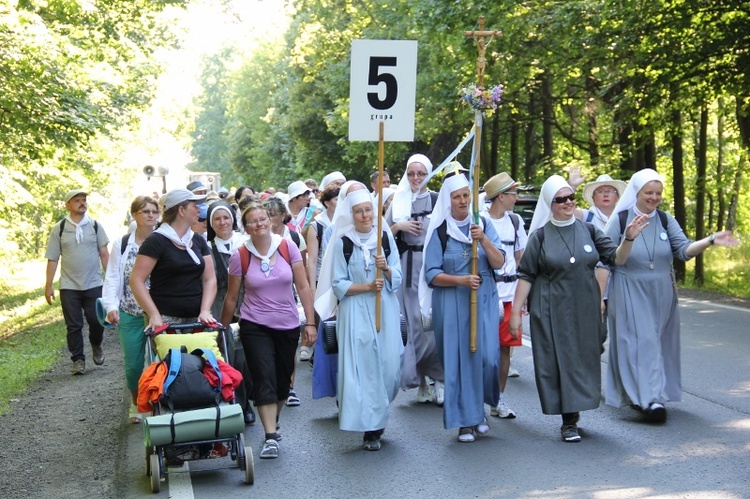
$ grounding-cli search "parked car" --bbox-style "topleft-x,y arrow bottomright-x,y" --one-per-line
513,184 -> 539,229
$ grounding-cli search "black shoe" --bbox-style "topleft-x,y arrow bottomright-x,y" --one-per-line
644,403 -> 667,423
244,406 -> 256,425
92,344 -> 105,365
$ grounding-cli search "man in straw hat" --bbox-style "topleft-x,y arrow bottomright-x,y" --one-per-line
575,174 -> 627,230
482,172 -> 528,419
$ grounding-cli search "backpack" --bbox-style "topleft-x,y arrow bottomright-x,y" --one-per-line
58,218 -> 99,251
288,229 -> 301,248
395,191 -> 439,255
161,347 -> 222,411
341,231 -> 391,265
618,209 -> 668,237
120,233 -> 129,256
238,239 -> 292,279
436,216 -> 492,254
498,213 -> 521,248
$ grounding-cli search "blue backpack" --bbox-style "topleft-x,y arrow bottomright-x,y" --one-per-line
161,347 -> 222,411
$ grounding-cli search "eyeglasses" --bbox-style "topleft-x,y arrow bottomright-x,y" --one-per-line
244,217 -> 269,227
139,210 -> 159,216
552,194 -> 576,204
407,171 -> 428,178
352,207 -> 374,216
502,191 -> 518,197
594,189 -> 618,195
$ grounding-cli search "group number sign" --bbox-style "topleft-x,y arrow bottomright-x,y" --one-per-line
348,39 -> 418,142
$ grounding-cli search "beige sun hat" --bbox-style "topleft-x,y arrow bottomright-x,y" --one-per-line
483,172 -> 518,200
582,174 -> 627,205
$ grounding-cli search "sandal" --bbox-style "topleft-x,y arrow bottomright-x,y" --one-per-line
260,439 -> 279,459
457,427 -> 476,443
128,403 -> 142,424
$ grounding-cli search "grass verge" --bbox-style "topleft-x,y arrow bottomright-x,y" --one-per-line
0,261 -> 66,415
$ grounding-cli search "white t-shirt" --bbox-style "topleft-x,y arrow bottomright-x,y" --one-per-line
483,211 -> 528,302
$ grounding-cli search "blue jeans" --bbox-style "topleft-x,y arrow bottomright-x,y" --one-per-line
59,287 -> 104,362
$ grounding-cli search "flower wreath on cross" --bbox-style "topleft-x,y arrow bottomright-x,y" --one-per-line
459,83 -> 503,116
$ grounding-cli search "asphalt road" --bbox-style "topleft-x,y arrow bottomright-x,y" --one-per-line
119,296 -> 750,498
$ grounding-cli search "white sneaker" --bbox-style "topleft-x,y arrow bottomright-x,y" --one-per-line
508,365 -> 520,378
416,384 -> 433,403
490,399 -> 517,419
432,381 -> 445,406
475,418 -> 490,435
299,345 -> 312,361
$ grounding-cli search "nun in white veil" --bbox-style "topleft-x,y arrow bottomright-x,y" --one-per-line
329,188 -> 403,451
385,154 -> 446,402
419,167 -> 505,443
601,168 -> 738,422
510,174 -> 646,442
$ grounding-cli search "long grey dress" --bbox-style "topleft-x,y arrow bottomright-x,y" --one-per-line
604,209 -> 691,408
386,193 -> 444,389
518,219 -> 617,415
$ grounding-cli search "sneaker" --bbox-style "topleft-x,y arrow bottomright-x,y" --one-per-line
71,359 -> 85,375
433,381 -> 445,406
299,345 -> 312,361
259,439 -> 279,459
561,424 -> 581,443
490,399 -> 517,419
644,403 -> 667,423
416,384 -> 433,403
508,365 -> 520,378
475,418 -> 490,436
286,388 -> 300,407
457,427 -> 476,443
92,344 -> 105,365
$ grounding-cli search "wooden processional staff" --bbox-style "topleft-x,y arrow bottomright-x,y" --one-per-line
463,17 -> 501,353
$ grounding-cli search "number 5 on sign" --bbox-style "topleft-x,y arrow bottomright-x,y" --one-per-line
349,40 -> 418,142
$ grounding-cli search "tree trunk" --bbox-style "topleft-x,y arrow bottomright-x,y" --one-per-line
541,73 -> 554,165
524,92 -> 536,180
716,97 -> 725,231
694,105 -> 709,285
488,112 -> 500,178
585,74 -> 599,166
726,154 -> 744,230
671,109 -> 686,282
510,116 -> 519,180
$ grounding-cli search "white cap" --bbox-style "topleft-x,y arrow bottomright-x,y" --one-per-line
288,180 -> 310,200
163,189 -> 207,210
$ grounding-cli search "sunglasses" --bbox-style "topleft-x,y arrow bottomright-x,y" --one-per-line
552,194 -> 576,204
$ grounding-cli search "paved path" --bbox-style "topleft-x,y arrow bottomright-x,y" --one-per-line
115,294 -> 750,498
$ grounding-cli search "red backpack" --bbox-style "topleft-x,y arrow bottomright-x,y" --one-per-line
237,239 -> 292,278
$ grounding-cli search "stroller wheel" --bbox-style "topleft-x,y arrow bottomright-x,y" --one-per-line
149,453 -> 162,493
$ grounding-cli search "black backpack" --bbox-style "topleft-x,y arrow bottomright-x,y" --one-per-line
57,218 -> 99,251
341,231 -> 392,265
161,347 -> 221,411
394,191 -> 439,255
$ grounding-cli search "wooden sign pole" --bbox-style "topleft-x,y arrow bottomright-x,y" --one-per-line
376,121 -> 385,332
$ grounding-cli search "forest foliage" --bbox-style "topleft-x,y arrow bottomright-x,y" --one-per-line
2,0 -> 749,287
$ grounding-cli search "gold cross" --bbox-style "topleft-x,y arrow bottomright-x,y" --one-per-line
463,16 -> 502,88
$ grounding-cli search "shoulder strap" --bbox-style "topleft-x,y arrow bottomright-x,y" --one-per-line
585,210 -> 594,223
58,219 -> 66,238
163,348 -> 182,396
437,220 -> 448,253
316,221 -> 323,249
381,231 -> 391,259
239,245 -> 250,278
120,234 -> 129,256
192,348 -> 222,391
584,221 -> 596,240
429,191 -> 439,208
278,238 -> 291,265
342,236 -> 354,265
618,210 -> 628,236
289,230 -> 301,248
657,209 -> 668,231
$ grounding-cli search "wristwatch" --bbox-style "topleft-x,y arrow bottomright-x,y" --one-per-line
709,234 -> 716,245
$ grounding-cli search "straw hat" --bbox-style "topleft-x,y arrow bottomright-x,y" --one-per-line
483,172 -> 518,200
582,174 -> 627,205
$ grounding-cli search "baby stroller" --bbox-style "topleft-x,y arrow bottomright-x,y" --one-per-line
141,322 -> 254,493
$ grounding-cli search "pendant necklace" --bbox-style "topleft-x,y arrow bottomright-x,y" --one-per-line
461,243 -> 471,260
553,225 -> 577,264
641,222 -> 658,270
